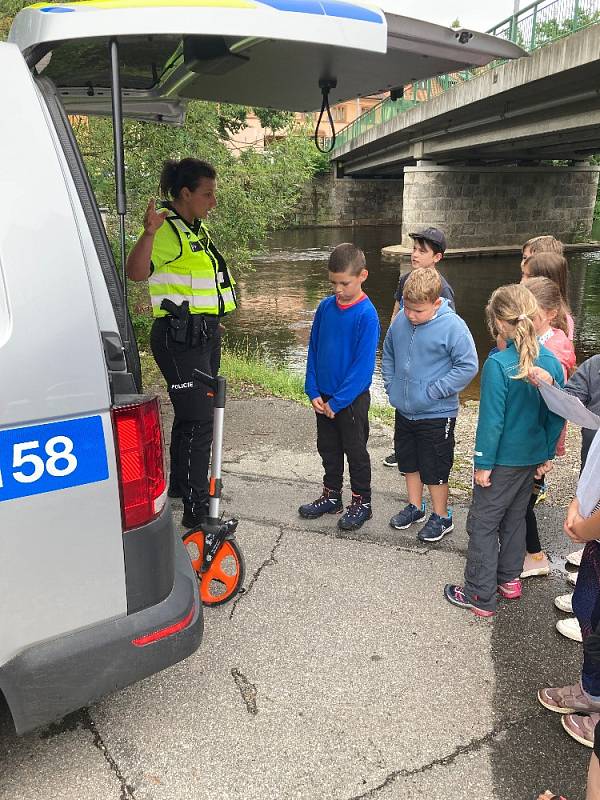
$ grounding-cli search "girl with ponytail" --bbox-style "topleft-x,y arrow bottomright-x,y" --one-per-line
444,284 -> 566,617
520,277 -> 576,581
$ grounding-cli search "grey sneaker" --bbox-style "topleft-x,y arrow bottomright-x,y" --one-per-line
383,453 -> 397,467
389,503 -> 426,530
417,513 -> 454,543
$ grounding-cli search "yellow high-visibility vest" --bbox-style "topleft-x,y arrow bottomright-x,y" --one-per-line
149,213 -> 237,317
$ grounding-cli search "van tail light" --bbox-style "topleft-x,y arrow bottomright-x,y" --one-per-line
112,397 -> 167,531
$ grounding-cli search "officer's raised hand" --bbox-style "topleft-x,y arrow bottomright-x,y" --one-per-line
143,198 -> 169,235
127,199 -> 168,281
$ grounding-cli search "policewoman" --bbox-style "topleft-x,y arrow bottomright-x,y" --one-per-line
127,158 -> 237,528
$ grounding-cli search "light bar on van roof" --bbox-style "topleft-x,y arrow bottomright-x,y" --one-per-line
11,0 -> 387,60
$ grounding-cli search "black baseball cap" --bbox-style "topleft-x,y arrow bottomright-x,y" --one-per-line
408,227 -> 447,254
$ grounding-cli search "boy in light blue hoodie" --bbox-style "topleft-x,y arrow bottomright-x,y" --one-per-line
382,267 -> 478,543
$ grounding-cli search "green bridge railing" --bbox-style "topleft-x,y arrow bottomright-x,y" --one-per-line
328,0 -> 600,153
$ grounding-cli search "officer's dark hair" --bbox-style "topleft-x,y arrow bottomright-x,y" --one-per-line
328,243 -> 366,275
159,158 -> 217,200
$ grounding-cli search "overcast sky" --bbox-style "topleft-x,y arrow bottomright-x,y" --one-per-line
379,1 -> 520,32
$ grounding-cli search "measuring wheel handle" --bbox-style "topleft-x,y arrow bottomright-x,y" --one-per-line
183,517 -> 245,607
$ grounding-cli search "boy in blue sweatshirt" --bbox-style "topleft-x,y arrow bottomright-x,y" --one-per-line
299,243 -> 380,531
382,268 -> 478,543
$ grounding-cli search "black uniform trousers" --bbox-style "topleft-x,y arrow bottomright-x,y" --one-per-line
150,316 -> 221,517
316,390 -> 371,501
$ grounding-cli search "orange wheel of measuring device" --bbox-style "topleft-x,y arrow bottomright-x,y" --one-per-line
183,531 -> 245,606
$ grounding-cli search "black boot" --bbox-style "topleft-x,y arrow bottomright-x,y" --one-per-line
167,481 -> 182,499
182,502 -> 209,529
298,487 -> 343,519
338,494 -> 372,531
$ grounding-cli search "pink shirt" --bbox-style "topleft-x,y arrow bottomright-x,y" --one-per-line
540,327 -> 576,456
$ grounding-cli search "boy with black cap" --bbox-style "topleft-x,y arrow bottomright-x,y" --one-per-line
390,227 -> 454,322
384,227 -> 455,467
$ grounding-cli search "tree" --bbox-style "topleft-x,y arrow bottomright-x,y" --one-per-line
253,107 -> 295,136
450,18 -> 461,29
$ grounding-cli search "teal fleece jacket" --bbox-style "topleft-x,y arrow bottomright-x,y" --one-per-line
474,341 -> 565,470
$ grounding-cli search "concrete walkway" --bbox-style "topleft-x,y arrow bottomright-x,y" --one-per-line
0,397 -> 590,799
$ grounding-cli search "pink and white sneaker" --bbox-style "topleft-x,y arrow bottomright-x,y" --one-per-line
498,579 -> 522,600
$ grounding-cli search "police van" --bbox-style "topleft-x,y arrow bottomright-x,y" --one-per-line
0,0 -> 523,734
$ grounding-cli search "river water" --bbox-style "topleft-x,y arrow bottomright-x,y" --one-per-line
227,226 -> 600,402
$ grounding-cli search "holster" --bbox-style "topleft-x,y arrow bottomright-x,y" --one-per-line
190,315 -> 211,348
161,299 -> 190,344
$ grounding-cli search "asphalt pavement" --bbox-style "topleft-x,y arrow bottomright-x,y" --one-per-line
0,397 -> 590,799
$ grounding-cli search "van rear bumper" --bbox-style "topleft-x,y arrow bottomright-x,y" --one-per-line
0,529 -> 203,735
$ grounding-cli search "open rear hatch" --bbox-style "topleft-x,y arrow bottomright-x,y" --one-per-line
10,0 -> 526,121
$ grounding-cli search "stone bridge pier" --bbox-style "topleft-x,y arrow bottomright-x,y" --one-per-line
401,163 -> 600,249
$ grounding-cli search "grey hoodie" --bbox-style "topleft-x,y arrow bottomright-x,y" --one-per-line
565,355 -> 600,469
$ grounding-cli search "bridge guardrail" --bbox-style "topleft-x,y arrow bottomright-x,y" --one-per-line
328,0 -> 600,153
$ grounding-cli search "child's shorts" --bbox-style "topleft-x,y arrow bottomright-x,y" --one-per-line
394,412 -> 456,485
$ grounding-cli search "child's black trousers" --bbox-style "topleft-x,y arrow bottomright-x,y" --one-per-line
316,390 -> 371,501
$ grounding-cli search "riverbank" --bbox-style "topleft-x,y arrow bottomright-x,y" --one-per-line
142,348 -> 580,506
382,241 -> 600,262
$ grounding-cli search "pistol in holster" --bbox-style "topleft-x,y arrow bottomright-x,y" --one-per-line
161,299 -> 190,344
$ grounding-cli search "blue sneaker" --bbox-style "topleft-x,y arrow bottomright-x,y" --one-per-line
298,488 -> 342,519
417,513 -> 454,543
389,503 -> 426,530
338,495 -> 373,531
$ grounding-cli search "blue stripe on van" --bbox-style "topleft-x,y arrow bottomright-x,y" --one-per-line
255,0 -> 383,22
0,415 -> 109,503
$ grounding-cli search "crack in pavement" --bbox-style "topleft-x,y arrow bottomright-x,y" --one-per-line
344,713 -> 543,799
40,708 -> 135,799
235,511 -> 456,558
229,526 -> 285,619
231,668 -> 258,715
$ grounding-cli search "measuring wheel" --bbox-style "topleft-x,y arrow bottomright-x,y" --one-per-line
183,530 -> 246,606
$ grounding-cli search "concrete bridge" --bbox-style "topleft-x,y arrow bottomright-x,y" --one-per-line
328,15 -> 600,248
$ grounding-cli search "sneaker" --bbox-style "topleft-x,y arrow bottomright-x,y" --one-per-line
554,593 -> 574,613
443,584 -> 495,617
520,552 -> 550,578
389,503 -> 426,530
537,682 -> 600,714
556,616 -> 582,643
562,711 -> 600,748
298,488 -> 343,519
338,495 -> 372,531
567,548 -> 584,567
417,513 -> 454,543
567,571 -> 578,586
498,579 -> 522,600
383,453 -> 397,467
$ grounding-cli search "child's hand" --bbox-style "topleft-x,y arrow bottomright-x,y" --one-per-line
474,469 -> 492,487
564,497 -> 585,542
535,460 -> 553,480
528,367 -> 553,387
311,397 -> 325,415
323,401 -> 336,419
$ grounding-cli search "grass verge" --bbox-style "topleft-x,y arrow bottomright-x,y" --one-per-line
140,342 -> 394,424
